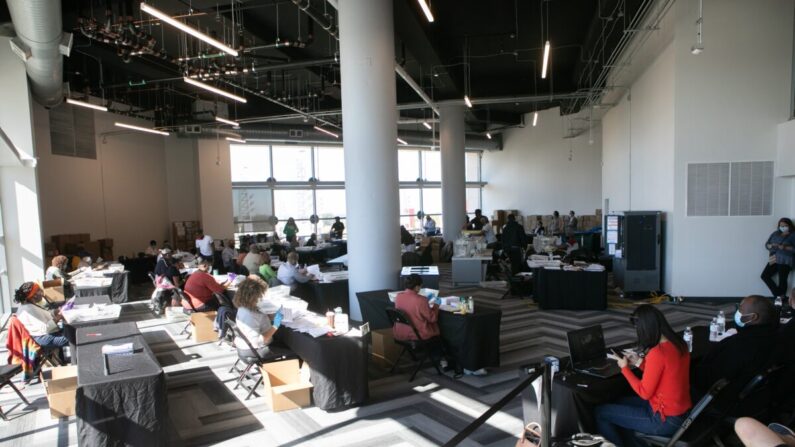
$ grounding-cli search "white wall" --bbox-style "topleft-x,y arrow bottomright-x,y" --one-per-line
165,137 -> 200,223
482,108 -> 603,217
196,138 -> 234,240
602,42 -> 676,291
36,108 -> 173,258
671,0 -> 793,297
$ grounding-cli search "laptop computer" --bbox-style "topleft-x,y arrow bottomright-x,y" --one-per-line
566,325 -> 622,379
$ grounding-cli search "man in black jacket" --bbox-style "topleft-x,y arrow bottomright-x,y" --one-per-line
501,214 -> 528,252
693,295 -> 777,402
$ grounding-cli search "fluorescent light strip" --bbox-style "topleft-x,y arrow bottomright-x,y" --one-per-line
464,95 -> 473,108
115,122 -> 169,136
397,138 -> 408,145
140,2 -> 238,56
225,137 -> 246,144
417,0 -> 435,23
314,126 -> 339,138
66,98 -> 108,112
541,40 -> 550,79
533,111 -> 539,127
215,116 -> 240,127
423,121 -> 432,130
184,77 -> 247,103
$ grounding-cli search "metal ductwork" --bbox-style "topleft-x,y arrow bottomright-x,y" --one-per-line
180,123 -> 502,151
6,0 -> 72,107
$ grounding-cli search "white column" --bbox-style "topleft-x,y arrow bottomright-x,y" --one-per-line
339,0 -> 399,320
440,105 -> 466,241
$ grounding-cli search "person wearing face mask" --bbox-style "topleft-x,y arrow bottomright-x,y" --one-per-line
14,282 -> 69,351
761,218 -> 795,301
692,295 -> 777,401
276,251 -> 314,287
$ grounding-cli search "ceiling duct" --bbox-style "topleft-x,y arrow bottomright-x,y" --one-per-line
6,0 -> 72,107
180,123 -> 501,151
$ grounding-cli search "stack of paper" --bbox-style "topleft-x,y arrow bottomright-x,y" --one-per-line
584,264 -> 606,272
321,271 -> 349,282
62,304 -> 122,323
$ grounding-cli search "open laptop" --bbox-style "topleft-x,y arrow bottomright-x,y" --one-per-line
566,325 -> 622,379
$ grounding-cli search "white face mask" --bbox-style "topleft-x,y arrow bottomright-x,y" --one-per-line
780,226 -> 789,233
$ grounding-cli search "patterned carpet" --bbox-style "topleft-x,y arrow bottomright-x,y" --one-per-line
0,263 -> 736,447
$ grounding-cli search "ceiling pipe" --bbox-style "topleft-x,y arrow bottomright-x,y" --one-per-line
6,0 -> 73,107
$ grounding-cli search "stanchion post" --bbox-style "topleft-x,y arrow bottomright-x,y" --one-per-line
540,363 -> 551,447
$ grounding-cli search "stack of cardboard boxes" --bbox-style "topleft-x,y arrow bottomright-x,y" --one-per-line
523,209 -> 603,234
46,234 -> 114,266
172,220 -> 201,252
420,236 -> 445,263
491,210 -> 521,234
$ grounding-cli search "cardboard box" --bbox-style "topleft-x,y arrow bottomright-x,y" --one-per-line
371,328 -> 403,369
261,359 -> 313,412
43,283 -> 65,302
190,311 -> 218,343
98,238 -> 114,248
41,365 -> 78,418
83,241 -> 102,258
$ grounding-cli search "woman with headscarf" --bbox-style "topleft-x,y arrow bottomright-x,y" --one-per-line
14,282 -> 69,351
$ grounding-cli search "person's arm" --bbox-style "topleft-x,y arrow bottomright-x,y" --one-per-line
204,273 -> 227,293
18,306 -> 59,335
415,298 -> 439,325
621,348 -> 664,400
765,233 -> 776,251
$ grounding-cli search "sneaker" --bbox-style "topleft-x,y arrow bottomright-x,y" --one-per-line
464,368 -> 488,376
769,423 -> 795,438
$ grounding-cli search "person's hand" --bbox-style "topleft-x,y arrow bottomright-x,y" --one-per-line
624,350 -> 640,366
616,355 -> 628,369
273,307 -> 283,328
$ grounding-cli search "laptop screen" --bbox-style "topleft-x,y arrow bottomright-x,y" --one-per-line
567,325 -> 607,366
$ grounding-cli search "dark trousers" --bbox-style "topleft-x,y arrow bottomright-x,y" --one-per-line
761,263 -> 791,297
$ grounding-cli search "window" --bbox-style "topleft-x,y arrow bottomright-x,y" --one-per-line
422,188 -> 442,214
314,147 -> 345,181
230,145 -> 270,182
421,151 -> 441,182
315,189 -> 346,219
466,188 -> 481,213
318,218 -> 346,237
271,145 -> 312,181
398,150 -> 420,182
233,188 -> 273,222
399,188 -> 421,217
273,190 -> 314,220
466,152 -> 480,182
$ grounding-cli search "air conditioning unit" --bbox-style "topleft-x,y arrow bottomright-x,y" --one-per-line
289,129 -> 304,138
183,125 -> 202,134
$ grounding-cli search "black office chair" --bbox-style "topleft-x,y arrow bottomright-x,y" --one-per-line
385,308 -> 442,382
635,378 -> 730,447
0,364 -> 30,421
498,253 -> 532,300
225,319 -> 297,400
721,364 -> 784,423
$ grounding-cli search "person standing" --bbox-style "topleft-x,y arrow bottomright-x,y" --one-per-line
424,215 -> 437,236
761,218 -> 795,301
480,216 -> 498,248
283,218 -> 299,244
501,214 -> 528,252
468,209 -> 484,230
144,240 -> 159,257
567,210 -> 579,236
330,217 -> 345,239
550,211 -> 563,236
195,229 -> 214,263
221,239 -> 238,272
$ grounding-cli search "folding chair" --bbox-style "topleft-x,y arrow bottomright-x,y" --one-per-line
225,319 -> 297,400
385,308 -> 443,382
0,364 -> 30,420
176,289 -> 199,338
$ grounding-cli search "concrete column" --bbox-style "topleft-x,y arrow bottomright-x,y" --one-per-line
339,0 -> 399,320
440,105 -> 467,241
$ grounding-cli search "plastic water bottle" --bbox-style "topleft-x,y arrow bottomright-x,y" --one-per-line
683,327 -> 693,352
716,311 -> 726,336
467,296 -> 474,313
709,318 -> 718,342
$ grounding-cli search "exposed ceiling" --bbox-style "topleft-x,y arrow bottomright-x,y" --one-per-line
0,0 -> 649,134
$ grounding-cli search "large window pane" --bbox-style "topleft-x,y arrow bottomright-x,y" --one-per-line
422,188 -> 442,214
230,145 -> 270,181
272,145 -> 312,181
399,188 -> 421,217
398,150 -> 419,182
466,152 -> 480,182
421,151 -> 441,182
233,188 -> 273,223
275,220 -> 312,238
318,218 -> 346,239
273,189 -> 314,221
466,187 -> 481,213
315,189 -> 346,219
400,216 -> 422,232
315,146 -> 345,181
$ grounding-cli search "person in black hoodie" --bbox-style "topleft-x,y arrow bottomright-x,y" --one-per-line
693,295 -> 777,401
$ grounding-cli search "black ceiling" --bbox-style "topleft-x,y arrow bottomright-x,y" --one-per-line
1,0 -> 645,132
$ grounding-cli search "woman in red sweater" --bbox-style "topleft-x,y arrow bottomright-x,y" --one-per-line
595,305 -> 692,446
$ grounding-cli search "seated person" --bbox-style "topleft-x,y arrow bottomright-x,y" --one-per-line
393,274 -> 459,376
45,255 -> 74,297
232,278 -> 283,358
532,216 -> 545,235
400,225 -> 415,251
305,233 -> 318,247
479,216 -> 499,248
14,282 -> 69,351
221,239 -> 238,271
144,240 -> 159,257
596,305 -> 691,446
183,258 -> 229,311
236,247 -> 248,271
693,295 -> 777,401
330,217 -> 345,239
424,215 -> 437,236
276,252 -> 314,286
258,253 -> 278,284
242,245 -> 264,275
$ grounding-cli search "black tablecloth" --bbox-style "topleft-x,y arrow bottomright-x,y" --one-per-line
356,289 -> 502,371
75,324 -> 166,446
121,257 -> 157,284
294,281 -> 350,314
521,326 -> 711,437
274,327 -> 368,411
533,268 -> 607,310
74,271 -> 130,303
64,295 -> 117,360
